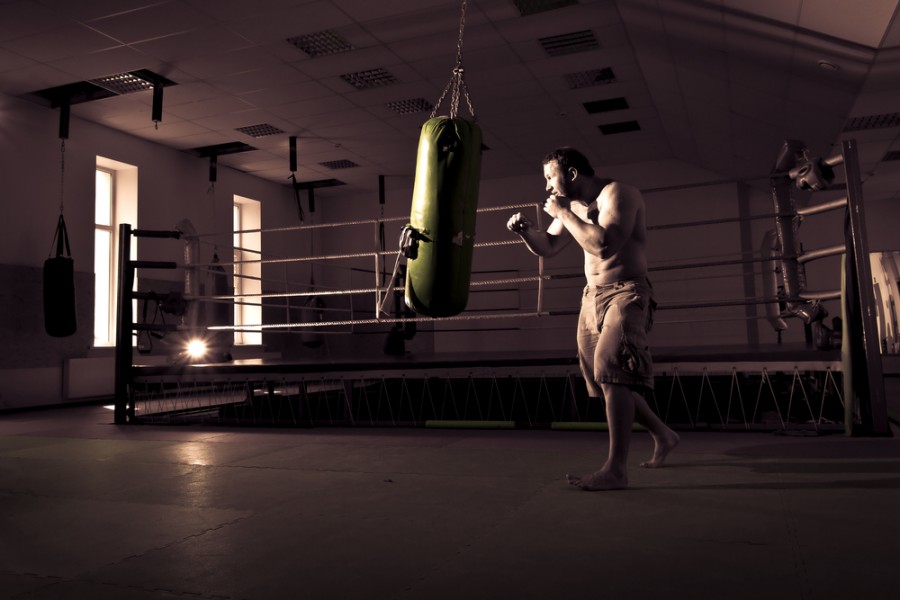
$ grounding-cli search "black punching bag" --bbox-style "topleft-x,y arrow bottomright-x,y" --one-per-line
43,214 -> 77,337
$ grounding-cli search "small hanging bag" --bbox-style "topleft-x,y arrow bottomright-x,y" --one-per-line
43,213 -> 77,337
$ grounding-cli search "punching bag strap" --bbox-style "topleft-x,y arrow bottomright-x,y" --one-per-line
378,225 -> 423,316
49,213 -> 72,259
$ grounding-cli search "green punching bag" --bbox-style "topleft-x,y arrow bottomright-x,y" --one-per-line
404,116 -> 482,318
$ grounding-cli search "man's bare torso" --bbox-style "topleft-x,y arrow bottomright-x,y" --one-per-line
572,181 -> 648,285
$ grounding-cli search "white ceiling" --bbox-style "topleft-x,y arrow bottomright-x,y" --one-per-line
2,0 -> 900,201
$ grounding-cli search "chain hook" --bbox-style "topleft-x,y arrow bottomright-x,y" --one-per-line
430,0 -> 476,121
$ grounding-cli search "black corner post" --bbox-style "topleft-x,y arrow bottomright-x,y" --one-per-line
841,139 -> 889,436
114,224 -> 135,424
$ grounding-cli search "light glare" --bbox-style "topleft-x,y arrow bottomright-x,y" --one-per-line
186,339 -> 207,359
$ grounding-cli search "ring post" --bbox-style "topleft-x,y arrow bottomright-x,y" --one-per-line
841,139 -> 889,436
114,224 -> 134,424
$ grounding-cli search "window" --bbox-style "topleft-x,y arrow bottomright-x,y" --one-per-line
94,169 -> 113,344
94,157 -> 138,347
233,196 -> 261,345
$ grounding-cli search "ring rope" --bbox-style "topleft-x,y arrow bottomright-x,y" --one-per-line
209,310 -> 546,331
192,275 -> 550,303
648,254 -> 797,272
649,212 -> 795,231
203,291 -> 827,331
187,238 -> 526,269
648,196 -> 847,231
191,202 -> 538,240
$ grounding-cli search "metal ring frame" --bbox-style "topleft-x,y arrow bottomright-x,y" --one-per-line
113,143 -> 890,436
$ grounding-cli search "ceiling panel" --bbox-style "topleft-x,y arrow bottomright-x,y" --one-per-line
2,23 -> 119,62
84,2 -> 212,45
1,0 -> 898,201
721,0 -> 801,25
798,0 -> 898,47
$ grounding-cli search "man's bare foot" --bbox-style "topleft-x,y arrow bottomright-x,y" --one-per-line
566,469 -> 628,491
640,429 -> 680,468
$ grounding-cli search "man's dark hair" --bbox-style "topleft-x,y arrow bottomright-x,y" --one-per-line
542,147 -> 595,177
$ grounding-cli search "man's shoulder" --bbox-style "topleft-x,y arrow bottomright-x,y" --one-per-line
598,180 -> 642,202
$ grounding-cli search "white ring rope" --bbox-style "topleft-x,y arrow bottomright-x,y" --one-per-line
184,238 -> 526,269
208,310 -> 547,331
191,202 -> 539,240
187,275 -> 549,303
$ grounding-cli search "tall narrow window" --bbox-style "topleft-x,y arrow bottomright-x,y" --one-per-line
233,195 -> 261,345
94,157 -> 138,347
94,169 -> 113,344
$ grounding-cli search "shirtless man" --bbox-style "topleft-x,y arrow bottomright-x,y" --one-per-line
507,147 -> 679,490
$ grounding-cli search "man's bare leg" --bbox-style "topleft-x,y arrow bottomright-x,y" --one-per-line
632,393 -> 680,468
567,383 -> 634,491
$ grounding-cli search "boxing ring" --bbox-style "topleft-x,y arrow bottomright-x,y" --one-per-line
112,139 -> 888,435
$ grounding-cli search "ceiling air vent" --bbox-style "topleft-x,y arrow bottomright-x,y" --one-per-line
539,30 -> 599,57
584,97 -> 629,114
287,30 -> 355,57
883,150 -> 900,162
235,123 -> 285,138
599,120 -> 640,135
386,98 -> 434,115
565,67 -> 616,89
843,112 -> 900,131
340,68 -> 397,90
320,159 -> 359,170
514,0 -> 577,16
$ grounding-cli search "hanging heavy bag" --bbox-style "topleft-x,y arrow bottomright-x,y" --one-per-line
404,116 -> 482,318
43,213 -> 77,337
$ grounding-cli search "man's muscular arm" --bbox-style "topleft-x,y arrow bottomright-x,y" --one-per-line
544,182 -> 637,258
507,211 -> 571,257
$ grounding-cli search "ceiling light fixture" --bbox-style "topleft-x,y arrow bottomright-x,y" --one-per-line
565,67 -> 616,89
817,60 -> 840,71
583,97 -> 629,114
235,123 -> 285,138
599,120 -> 640,135
539,30 -> 599,57
319,159 -> 359,170
340,68 -> 398,90
843,112 -> 900,132
513,0 -> 578,16
386,98 -> 434,115
88,72 -> 153,95
287,30 -> 355,57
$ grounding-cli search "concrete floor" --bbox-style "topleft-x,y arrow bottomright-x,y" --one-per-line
1,405 -> 898,600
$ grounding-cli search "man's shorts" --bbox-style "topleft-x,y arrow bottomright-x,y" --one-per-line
577,277 -> 656,396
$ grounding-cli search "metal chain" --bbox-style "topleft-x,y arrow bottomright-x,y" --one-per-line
455,0 -> 467,69
430,0 -> 476,120
460,79 -> 475,119
450,70 -> 462,119
59,140 -> 66,214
